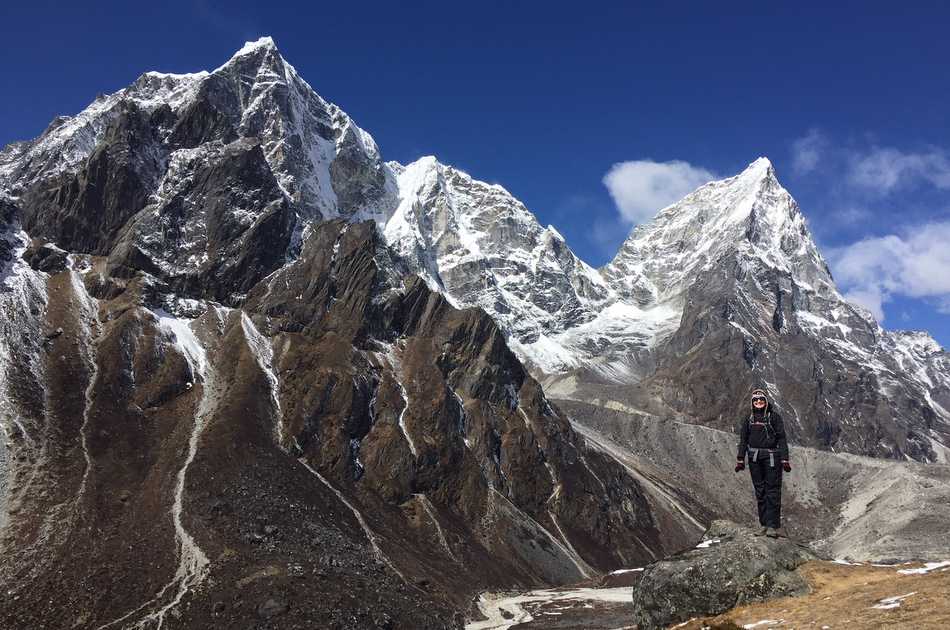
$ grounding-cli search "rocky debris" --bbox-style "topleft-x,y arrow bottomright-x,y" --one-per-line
631,520 -> 818,630
24,240 -> 69,273
467,585 -> 635,630
256,597 -> 289,619
678,559 -> 950,629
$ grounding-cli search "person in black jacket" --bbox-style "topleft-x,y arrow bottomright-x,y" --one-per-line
735,388 -> 791,537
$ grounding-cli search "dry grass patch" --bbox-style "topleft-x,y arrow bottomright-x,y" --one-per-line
678,560 -> 950,629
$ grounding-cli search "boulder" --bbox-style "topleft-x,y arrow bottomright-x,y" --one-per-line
631,520 -> 818,629
25,241 -> 69,273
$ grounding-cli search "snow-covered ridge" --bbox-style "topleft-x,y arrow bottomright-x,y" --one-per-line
384,155 -> 613,350
0,71 -> 206,193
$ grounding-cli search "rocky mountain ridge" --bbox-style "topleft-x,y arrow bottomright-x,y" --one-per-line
382,146 -> 950,461
3,38 -> 948,465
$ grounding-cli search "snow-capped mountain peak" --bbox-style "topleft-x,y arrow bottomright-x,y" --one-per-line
383,155 -> 612,339
215,35 -> 279,68
0,36 -> 390,225
603,157 -> 833,307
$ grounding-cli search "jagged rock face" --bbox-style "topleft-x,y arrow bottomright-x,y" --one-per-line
0,199 -> 20,265
631,520 -> 818,630
1,34 -> 949,628
384,157 -> 611,345
240,219 -> 669,580
584,160 -> 950,461
541,161 -> 950,462
0,37 -> 393,306
0,40 -> 690,627
644,244 -> 950,460
0,209 -> 680,628
10,35 -> 943,463
19,98 -> 166,254
382,155 -> 950,462
107,137 -> 296,304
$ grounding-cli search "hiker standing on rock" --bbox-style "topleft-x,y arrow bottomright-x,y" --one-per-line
735,388 -> 790,537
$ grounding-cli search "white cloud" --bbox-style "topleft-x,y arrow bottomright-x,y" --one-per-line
788,129 -> 950,196
603,159 -> 716,225
829,221 -> 950,322
847,147 -> 950,194
842,287 -> 887,321
791,129 -> 826,174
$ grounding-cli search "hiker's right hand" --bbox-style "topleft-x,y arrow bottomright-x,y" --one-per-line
734,460 -> 745,472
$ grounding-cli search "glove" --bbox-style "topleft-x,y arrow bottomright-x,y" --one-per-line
735,459 -> 745,472
782,461 -> 791,473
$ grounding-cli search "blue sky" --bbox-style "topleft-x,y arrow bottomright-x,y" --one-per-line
2,1 -> 948,345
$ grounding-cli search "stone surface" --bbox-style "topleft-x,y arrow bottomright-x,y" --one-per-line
631,520 -> 818,630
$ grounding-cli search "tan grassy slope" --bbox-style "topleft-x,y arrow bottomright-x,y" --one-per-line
680,560 -> 950,630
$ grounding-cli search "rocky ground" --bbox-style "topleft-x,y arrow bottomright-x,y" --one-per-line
467,541 -> 950,629
467,558 -> 950,629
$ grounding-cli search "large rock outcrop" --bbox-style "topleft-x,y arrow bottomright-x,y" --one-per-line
631,520 -> 819,630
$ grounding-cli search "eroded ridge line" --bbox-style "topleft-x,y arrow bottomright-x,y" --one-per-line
70,268 -> 100,511
98,316 -> 214,630
575,423 -> 705,533
239,313 -> 285,448
548,510 -> 594,580
490,487 -> 592,580
379,348 -> 418,458
415,493 -> 457,562
517,407 -> 532,430
298,458 -> 409,584
396,378 -> 418,457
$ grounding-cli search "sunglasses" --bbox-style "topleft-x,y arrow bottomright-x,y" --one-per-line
752,397 -> 767,403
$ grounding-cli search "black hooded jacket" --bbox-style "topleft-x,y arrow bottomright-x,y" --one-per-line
737,408 -> 789,461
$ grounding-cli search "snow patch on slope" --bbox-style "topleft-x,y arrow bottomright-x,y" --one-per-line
240,313 -> 285,447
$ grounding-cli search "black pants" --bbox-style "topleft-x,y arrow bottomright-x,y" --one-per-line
748,456 -> 783,528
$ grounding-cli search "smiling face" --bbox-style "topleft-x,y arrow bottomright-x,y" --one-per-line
752,396 -> 767,409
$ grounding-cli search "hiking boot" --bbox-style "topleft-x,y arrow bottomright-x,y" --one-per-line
766,527 -> 785,538
756,526 -> 769,536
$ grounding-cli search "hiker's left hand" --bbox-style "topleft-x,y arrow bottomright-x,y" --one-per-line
782,461 -> 791,473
